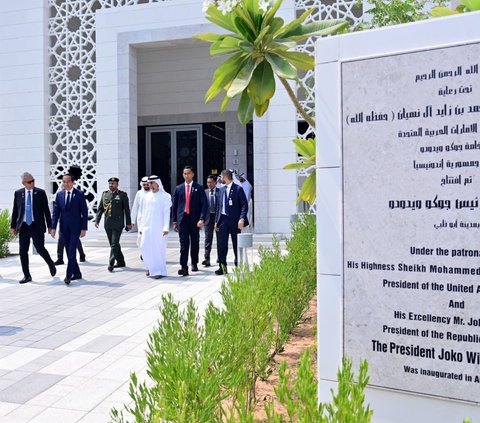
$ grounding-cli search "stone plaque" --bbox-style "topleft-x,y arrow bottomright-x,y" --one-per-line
343,43 -> 480,403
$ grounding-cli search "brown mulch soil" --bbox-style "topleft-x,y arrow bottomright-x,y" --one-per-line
253,295 -> 317,421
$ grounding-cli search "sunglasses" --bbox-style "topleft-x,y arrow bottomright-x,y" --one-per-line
25,179 -> 35,184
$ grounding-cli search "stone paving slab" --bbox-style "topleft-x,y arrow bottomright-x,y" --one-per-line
0,230 -> 274,421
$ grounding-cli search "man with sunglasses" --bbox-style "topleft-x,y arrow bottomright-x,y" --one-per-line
10,172 -> 57,284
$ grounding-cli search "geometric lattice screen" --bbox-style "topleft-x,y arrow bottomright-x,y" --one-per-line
294,0 -> 363,213
48,0 -> 165,216
49,0 -> 364,217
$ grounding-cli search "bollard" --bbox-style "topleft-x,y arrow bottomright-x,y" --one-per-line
237,233 -> 253,270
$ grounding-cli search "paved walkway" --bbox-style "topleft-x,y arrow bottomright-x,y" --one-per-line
0,229 -> 276,422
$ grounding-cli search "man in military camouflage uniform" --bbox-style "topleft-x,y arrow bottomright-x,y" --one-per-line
95,177 -> 132,272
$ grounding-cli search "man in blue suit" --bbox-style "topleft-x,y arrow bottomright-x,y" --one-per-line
51,173 -> 88,285
214,169 -> 249,275
172,166 -> 208,276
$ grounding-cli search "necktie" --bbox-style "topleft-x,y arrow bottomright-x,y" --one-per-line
224,188 -> 228,215
186,184 -> 190,214
26,191 -> 32,225
210,189 -> 215,213
66,191 -> 71,209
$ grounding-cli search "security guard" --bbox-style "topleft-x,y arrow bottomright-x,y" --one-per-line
95,177 -> 132,272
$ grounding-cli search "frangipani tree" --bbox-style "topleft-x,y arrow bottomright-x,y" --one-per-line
195,0 -> 348,126
195,0 -> 348,204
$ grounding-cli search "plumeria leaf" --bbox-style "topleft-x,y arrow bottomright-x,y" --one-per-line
297,172 -> 316,204
227,57 -> 259,98
248,61 -> 275,105
193,33 -> 226,43
234,16 -> 256,43
268,17 -> 285,35
238,90 -> 254,124
462,0 -> 480,10
254,25 -> 271,46
276,51 -> 314,70
282,20 -> 348,40
255,99 -> 270,117
235,6 -> 258,35
221,94 -> 233,111
293,137 -> 316,157
205,6 -> 237,32
219,35 -> 243,49
284,162 -> 311,170
269,39 -> 297,51
206,52 -> 246,102
263,0 -> 283,27
265,53 -> 297,79
274,8 -> 314,38
430,5 -> 459,16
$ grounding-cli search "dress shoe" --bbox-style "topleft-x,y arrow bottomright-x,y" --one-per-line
202,259 -> 211,267
151,275 -> 165,279
49,264 -> 57,277
108,265 -> 114,272
54,259 -> 64,265
191,264 -> 199,272
64,276 -> 71,285
215,267 -> 227,276
178,267 -> 189,276
19,276 -> 32,284
113,263 -> 126,268
79,256 -> 86,262
71,273 -> 82,280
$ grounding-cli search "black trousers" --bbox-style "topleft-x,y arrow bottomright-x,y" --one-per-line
62,225 -> 81,278
178,214 -> 200,267
217,215 -> 240,268
106,227 -> 125,266
19,222 -> 54,277
204,213 -> 218,260
57,230 -> 84,260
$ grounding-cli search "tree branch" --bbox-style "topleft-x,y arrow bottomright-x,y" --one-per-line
279,77 -> 316,130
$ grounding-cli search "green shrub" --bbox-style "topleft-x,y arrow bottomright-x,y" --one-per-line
0,209 -> 15,258
257,214 -> 316,353
111,294 -> 226,423
218,269 -> 275,409
265,352 -> 373,423
111,211 -> 319,421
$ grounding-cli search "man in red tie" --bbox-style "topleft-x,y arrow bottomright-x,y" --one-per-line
172,166 -> 208,276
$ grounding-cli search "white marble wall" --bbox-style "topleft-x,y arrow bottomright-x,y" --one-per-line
316,13 -> 480,422
0,0 -> 49,210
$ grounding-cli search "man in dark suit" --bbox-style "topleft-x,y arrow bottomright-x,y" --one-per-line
10,172 -> 57,284
214,169 -> 249,275
172,165 -> 208,276
51,173 -> 88,285
202,175 -> 220,267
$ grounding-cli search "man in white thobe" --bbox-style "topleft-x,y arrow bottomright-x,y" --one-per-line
139,175 -> 171,279
239,173 -> 253,227
131,176 -> 150,244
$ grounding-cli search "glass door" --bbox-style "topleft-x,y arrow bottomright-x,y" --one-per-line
146,125 -> 202,194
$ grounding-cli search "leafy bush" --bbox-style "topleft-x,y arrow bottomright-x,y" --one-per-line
357,0 -> 446,29
111,295 -> 226,422
112,213 -> 320,421
265,352 -> 373,422
0,209 -> 15,258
